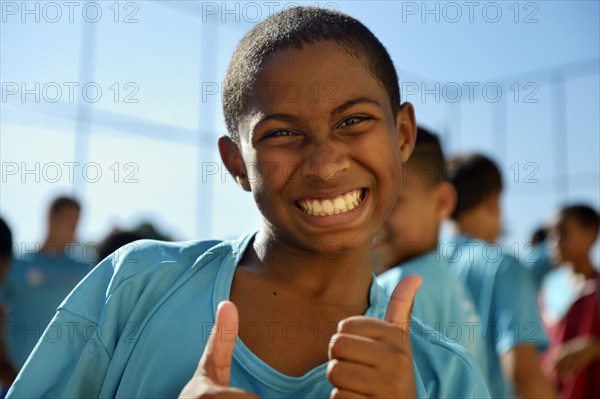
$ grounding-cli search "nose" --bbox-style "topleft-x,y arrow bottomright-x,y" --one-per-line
301,139 -> 350,182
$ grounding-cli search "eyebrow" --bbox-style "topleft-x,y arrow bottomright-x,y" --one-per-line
252,96 -> 382,130
331,96 -> 382,115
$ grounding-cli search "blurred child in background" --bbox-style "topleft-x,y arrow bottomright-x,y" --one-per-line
374,127 -> 488,381
541,204 -> 600,399
446,154 -> 556,398
96,221 -> 171,262
0,197 -> 91,369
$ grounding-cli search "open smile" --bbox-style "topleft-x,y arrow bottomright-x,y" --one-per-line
295,188 -> 368,216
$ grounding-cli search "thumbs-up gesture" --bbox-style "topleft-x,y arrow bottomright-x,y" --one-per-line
179,301 -> 259,399
327,275 -> 422,398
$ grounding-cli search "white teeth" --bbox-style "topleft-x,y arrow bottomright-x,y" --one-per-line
297,189 -> 364,217
343,193 -> 354,208
313,201 -> 323,214
334,198 -> 346,214
304,202 -> 313,215
322,200 -> 334,215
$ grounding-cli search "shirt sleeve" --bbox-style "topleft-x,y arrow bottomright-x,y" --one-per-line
411,318 -> 491,399
6,238 -> 221,398
7,310 -> 111,398
4,252 -> 120,399
493,255 -> 549,355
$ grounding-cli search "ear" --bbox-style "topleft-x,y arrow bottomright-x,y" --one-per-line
433,182 -> 457,221
218,135 -> 251,192
395,102 -> 417,163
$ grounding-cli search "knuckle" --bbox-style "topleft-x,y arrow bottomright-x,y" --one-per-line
337,319 -> 352,333
330,334 -> 349,358
326,359 -> 342,383
337,316 -> 365,333
391,349 -> 411,364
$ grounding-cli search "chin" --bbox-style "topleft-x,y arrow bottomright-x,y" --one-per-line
314,233 -> 371,254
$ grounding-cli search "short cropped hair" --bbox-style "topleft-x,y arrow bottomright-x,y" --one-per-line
446,154 -> 502,219
0,217 -> 13,258
404,127 -> 447,188
223,6 -> 401,142
49,196 -> 81,216
560,204 -> 600,235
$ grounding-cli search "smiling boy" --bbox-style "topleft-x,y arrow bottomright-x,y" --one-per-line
7,8 -> 488,398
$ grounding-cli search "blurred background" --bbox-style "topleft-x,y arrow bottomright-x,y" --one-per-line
1,0 -> 599,260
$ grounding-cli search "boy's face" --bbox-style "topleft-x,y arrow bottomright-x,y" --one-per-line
549,215 -> 594,264
223,42 -> 415,253
49,206 -> 80,245
372,174 -> 441,272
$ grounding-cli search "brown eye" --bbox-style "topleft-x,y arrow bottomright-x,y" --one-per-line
338,115 -> 370,128
266,129 -> 297,138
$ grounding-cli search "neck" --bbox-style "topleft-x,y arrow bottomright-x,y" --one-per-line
42,236 -> 68,256
457,212 -> 495,243
250,229 -> 373,308
394,240 -> 438,266
570,257 -> 597,278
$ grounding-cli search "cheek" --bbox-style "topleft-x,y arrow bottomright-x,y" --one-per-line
245,157 -> 277,192
380,175 -> 401,221
557,238 -> 576,256
571,234 -> 589,253
253,149 -> 302,188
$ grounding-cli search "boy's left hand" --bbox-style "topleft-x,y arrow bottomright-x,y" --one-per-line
327,275 -> 422,398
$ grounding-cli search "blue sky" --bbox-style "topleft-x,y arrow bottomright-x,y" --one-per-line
1,1 -> 599,260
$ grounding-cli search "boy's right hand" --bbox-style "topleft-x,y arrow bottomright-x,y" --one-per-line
179,301 -> 259,399
327,275 -> 422,398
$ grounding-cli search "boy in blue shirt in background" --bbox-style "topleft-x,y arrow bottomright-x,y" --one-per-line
1,197 -> 91,369
8,8 -> 489,398
445,154 -> 556,398
375,127 -> 488,381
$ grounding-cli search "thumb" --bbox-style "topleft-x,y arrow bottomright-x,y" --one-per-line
197,300 -> 239,386
384,274 -> 422,327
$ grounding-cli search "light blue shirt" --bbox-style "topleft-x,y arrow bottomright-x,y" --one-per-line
1,252 -> 91,368
377,252 -> 489,382
8,234 -> 490,398
444,234 -> 549,398
521,243 -> 553,289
